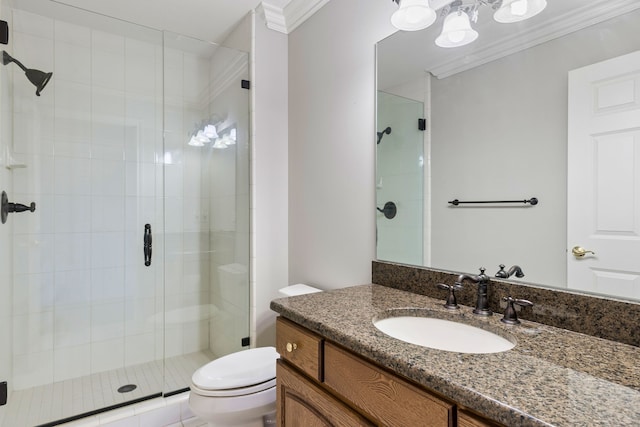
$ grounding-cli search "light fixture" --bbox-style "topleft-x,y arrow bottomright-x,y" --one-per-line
226,128 -> 237,145
188,135 -> 204,147
391,0 -> 437,31
195,130 -> 211,143
388,0 -> 547,49
435,8 -> 478,48
203,124 -> 218,139
494,0 -> 547,23
212,138 -> 228,149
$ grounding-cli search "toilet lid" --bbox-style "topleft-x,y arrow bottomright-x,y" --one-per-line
192,347 -> 278,390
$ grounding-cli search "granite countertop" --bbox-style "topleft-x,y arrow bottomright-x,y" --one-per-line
270,284 -> 640,427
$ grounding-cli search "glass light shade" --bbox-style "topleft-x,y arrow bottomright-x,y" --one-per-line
435,11 -> 478,48
195,130 -> 211,143
188,136 -> 204,147
227,128 -> 237,145
212,138 -> 228,149
204,124 -> 218,139
391,0 -> 437,32
494,0 -> 547,23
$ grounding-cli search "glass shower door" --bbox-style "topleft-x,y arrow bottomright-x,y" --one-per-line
162,32 -> 251,395
2,3 -> 166,425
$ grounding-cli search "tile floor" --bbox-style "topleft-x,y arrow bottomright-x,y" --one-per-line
1,350 -> 214,427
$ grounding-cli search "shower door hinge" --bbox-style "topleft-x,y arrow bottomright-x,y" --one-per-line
0,381 -> 7,406
241,80 -> 250,90
241,337 -> 250,347
418,118 -> 426,131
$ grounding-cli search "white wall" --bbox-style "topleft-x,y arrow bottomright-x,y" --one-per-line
288,0 -> 396,289
251,9 -> 289,347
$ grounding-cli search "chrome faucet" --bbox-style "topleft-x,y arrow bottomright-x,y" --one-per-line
455,267 -> 491,316
495,264 -> 525,279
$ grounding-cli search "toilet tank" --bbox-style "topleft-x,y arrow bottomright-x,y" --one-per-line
218,263 -> 248,309
278,284 -> 322,297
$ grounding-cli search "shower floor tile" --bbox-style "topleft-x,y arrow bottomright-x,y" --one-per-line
1,350 -> 214,427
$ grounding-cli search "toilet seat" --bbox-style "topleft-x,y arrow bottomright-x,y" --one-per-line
191,347 -> 279,392
191,378 -> 276,397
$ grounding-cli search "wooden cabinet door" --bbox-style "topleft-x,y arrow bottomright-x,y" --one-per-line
323,342 -> 454,427
458,410 -> 501,427
277,360 -> 374,427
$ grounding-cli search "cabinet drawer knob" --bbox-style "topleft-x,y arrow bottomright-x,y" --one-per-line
286,342 -> 298,352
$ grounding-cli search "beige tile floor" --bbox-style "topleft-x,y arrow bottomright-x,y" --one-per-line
2,350 -> 214,427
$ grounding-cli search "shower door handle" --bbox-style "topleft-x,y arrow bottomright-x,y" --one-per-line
144,224 -> 152,266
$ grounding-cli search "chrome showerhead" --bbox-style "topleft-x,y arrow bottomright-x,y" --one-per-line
2,50 -> 53,96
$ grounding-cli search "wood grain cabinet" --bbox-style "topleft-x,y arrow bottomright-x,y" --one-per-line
457,410 -> 500,427
277,360 -> 374,427
275,317 -> 500,427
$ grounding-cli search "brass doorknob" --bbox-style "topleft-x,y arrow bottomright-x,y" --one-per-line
286,342 -> 298,353
572,246 -> 595,258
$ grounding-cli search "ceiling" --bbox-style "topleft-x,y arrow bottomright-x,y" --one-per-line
47,0 -> 328,43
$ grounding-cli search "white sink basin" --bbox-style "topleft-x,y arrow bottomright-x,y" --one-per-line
373,316 -> 515,354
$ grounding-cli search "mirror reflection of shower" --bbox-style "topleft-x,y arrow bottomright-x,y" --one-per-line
377,126 -> 391,144
376,91 -> 424,266
1,50 -> 53,96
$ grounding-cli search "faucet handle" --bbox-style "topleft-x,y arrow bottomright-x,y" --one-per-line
478,267 -> 489,282
495,264 -> 508,278
436,283 -> 463,310
500,296 -> 534,325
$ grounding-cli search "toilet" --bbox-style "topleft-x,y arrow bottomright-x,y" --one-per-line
188,284 -> 321,427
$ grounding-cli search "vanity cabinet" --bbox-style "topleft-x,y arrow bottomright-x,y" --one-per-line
275,317 -> 500,427
277,360 -> 374,426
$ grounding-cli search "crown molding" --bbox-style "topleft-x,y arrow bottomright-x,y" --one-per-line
430,0 -> 640,79
261,0 -> 330,34
261,1 -> 288,34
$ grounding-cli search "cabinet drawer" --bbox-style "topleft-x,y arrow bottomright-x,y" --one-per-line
276,317 -> 323,381
324,342 -> 454,427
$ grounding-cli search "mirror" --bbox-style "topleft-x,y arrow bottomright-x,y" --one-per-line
376,0 -> 640,301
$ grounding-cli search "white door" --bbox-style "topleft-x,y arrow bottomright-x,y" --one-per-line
567,50 -> 640,300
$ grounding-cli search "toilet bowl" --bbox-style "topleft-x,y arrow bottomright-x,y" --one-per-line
189,284 -> 321,427
189,347 -> 279,427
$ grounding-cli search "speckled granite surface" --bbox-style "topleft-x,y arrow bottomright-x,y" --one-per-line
271,285 -> 640,427
372,261 -> 640,348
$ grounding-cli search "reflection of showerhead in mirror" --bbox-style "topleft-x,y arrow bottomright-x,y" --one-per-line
377,126 -> 392,144
2,51 -> 53,96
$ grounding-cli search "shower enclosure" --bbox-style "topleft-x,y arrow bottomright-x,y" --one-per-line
0,0 -> 250,425
376,91 -> 425,266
